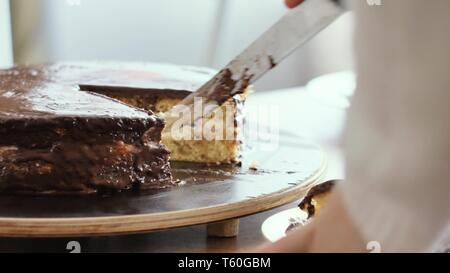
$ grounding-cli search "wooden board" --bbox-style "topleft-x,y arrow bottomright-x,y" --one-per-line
0,135 -> 326,237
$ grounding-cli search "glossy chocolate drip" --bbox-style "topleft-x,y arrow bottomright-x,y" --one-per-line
192,68 -> 252,107
0,65 -> 152,119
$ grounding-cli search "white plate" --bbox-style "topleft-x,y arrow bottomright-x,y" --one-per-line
261,208 -> 309,242
306,71 -> 356,109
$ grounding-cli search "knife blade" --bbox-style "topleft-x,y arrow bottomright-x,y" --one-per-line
165,0 -> 344,130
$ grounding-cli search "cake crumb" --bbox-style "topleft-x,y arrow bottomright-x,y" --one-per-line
249,161 -> 258,171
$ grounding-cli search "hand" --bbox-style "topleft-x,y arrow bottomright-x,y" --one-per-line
258,187 -> 367,252
285,0 -> 304,8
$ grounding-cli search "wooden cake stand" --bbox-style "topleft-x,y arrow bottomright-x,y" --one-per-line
0,135 -> 326,238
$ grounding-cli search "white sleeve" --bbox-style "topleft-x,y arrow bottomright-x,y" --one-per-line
341,0 -> 450,252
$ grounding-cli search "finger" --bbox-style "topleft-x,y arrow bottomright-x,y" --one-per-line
285,0 -> 304,9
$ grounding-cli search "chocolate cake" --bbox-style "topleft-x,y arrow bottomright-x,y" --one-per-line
0,64 -> 173,194
0,62 -> 248,194
74,62 -> 248,164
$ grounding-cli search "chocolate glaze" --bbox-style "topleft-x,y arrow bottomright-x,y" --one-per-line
205,68 -> 253,106
0,64 -> 168,147
0,65 -> 154,118
0,63 -> 206,194
298,180 -> 339,219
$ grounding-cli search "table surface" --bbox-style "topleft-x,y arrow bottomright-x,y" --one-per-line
0,86 -> 347,253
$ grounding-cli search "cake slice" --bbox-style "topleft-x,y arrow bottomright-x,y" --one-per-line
73,62 -> 248,164
0,64 -> 173,194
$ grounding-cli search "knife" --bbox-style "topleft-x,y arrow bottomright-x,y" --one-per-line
165,0 -> 344,130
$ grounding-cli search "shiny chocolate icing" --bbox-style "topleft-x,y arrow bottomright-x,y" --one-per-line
0,62 -> 216,116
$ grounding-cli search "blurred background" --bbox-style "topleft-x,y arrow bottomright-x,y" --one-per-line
1,0 -> 355,91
